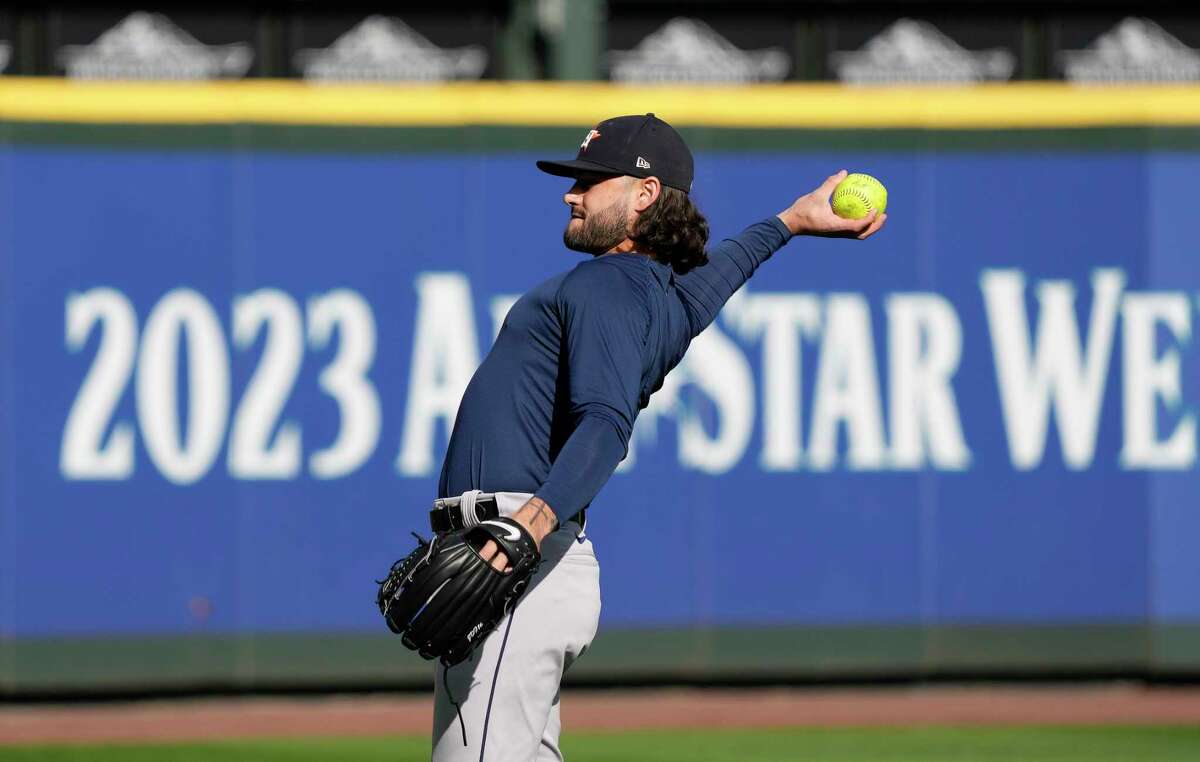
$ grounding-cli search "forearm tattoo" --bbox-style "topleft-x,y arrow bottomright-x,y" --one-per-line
526,497 -> 559,535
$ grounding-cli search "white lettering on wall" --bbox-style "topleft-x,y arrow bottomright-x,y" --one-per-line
308,289 -> 381,479
734,293 -> 822,471
396,273 -> 481,476
1119,292 -> 1196,469
676,323 -> 755,474
61,288 -> 138,479
136,289 -> 231,485
808,294 -> 888,471
61,269 -> 1200,483
228,289 -> 304,479
982,269 -> 1124,470
886,294 -> 970,470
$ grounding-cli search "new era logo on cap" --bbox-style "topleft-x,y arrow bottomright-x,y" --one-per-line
535,113 -> 695,193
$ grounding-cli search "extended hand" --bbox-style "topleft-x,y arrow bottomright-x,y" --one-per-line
478,497 -> 558,571
777,170 -> 887,240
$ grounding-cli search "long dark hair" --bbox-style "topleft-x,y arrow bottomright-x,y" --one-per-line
630,186 -> 709,274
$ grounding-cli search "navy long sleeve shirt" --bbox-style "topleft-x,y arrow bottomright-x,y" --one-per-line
438,217 -> 793,521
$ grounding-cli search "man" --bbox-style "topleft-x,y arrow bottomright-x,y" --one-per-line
429,113 -> 886,761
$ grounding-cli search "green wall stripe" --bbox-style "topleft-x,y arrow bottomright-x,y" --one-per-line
4,122 -> 1200,153
4,624 -> 1196,695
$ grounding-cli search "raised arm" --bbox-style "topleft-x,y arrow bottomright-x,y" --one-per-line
677,170 -> 888,338
675,217 -> 792,338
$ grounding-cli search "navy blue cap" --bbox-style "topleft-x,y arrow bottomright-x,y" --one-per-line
537,113 -> 694,193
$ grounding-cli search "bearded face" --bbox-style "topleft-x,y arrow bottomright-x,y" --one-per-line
562,183 -> 632,255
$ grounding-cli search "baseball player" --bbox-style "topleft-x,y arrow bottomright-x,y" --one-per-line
427,114 -> 886,761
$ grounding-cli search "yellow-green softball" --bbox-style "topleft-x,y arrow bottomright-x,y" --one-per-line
830,173 -> 888,220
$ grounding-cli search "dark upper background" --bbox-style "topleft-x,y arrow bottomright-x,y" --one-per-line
0,1 -> 1195,80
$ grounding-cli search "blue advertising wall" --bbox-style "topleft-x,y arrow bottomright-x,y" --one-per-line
1,120 -> 1199,689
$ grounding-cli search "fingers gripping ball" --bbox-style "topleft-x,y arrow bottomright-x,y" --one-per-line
377,517 -> 541,666
830,173 -> 888,220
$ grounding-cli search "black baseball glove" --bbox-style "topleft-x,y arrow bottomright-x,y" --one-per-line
377,517 -> 541,666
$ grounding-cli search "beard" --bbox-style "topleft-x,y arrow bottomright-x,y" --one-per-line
563,199 -> 629,255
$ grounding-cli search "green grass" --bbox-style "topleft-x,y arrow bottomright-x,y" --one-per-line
1,727 -> 1198,761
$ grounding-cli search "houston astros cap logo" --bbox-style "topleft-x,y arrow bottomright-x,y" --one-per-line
580,129 -> 600,151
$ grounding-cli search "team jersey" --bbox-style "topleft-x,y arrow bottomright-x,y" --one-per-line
438,217 -> 793,522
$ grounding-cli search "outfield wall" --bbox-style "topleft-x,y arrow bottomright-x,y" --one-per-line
1,82 -> 1198,693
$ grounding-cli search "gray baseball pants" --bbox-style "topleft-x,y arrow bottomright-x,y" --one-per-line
431,492 -> 601,762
